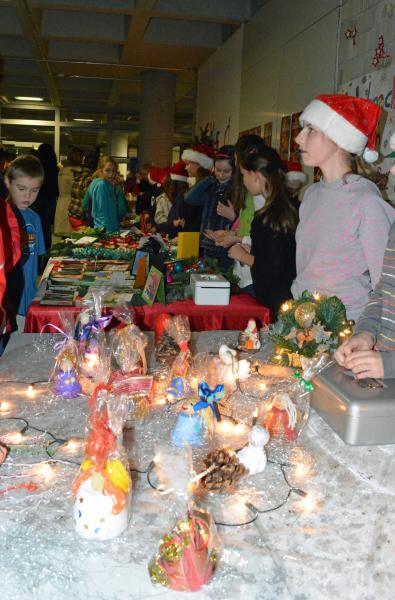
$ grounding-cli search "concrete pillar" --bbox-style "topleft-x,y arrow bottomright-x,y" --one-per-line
111,131 -> 128,177
139,70 -> 176,167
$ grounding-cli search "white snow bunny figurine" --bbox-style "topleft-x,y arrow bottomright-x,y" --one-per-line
218,344 -> 250,385
237,425 -> 270,475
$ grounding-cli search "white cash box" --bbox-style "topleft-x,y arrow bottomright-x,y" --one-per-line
311,363 -> 395,446
190,273 -> 230,305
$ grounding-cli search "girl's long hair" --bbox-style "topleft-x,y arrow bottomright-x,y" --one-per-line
240,145 -> 298,233
214,144 -> 238,207
233,135 -> 266,212
163,176 -> 188,204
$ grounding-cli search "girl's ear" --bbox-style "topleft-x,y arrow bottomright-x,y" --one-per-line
4,176 -> 10,190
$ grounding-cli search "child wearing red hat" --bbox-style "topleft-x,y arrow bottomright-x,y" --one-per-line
284,160 -> 307,204
184,145 -> 237,268
292,94 -> 394,320
335,132 -> 395,379
180,144 -> 215,231
154,161 -> 189,237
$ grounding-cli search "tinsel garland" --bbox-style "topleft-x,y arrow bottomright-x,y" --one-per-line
72,246 -> 135,260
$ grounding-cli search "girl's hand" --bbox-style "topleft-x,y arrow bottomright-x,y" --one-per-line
334,332 -> 375,366
343,349 -> 384,379
216,231 -> 240,248
217,200 -> 236,222
204,229 -> 218,241
228,243 -> 248,263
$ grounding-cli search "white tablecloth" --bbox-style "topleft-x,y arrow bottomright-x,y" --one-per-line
0,333 -> 394,600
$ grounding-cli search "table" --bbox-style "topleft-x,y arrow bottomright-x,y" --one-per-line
1,333 -> 394,600
24,293 -> 271,333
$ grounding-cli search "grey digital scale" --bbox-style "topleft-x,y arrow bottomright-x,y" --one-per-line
311,363 -> 395,446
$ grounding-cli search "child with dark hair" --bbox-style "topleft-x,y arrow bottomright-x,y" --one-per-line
184,145 -> 237,268
181,143 -> 215,232
229,145 -> 298,318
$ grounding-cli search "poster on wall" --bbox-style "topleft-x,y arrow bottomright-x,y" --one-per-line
289,112 -> 302,161
239,125 -> 262,138
263,122 -> 273,146
279,115 -> 291,160
339,67 -> 395,202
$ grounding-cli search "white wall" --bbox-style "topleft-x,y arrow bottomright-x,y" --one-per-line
196,26 -> 243,146
240,0 -> 340,149
196,0 -> 395,161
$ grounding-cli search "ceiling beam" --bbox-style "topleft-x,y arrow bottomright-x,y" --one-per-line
11,0 -> 60,106
108,0 -> 157,108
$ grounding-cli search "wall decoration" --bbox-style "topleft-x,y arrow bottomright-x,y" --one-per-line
263,122 -> 273,146
279,115 -> 291,160
239,125 -> 262,137
289,112 -> 302,161
339,66 -> 395,203
372,35 -> 390,68
344,26 -> 357,45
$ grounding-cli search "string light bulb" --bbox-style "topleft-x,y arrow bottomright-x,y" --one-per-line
26,385 -> 36,398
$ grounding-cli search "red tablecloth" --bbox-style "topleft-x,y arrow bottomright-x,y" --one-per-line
24,294 -> 271,333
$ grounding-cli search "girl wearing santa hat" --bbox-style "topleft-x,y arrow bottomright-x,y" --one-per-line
335,132 -> 395,379
184,145 -> 238,268
154,161 -> 189,238
292,94 -> 394,321
180,143 -> 215,231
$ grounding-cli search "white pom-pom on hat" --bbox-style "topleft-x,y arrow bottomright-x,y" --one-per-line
362,147 -> 379,163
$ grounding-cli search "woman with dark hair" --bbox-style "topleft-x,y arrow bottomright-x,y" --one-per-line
229,145 -> 298,318
31,143 -> 59,251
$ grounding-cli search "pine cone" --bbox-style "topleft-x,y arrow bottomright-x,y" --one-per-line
155,332 -> 179,364
201,447 -> 247,492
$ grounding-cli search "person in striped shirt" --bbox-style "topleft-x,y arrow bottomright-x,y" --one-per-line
335,132 -> 395,379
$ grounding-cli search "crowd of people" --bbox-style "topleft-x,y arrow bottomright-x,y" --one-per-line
0,92 -> 395,383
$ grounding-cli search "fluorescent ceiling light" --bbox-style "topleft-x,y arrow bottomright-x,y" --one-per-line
73,118 -> 94,122
15,96 -> 44,101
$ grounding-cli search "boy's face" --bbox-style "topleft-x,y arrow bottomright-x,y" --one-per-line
5,175 -> 42,209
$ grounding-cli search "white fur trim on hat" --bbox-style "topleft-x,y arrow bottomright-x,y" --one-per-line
300,99 -> 368,155
390,132 -> 395,151
170,173 -> 188,182
181,148 -> 213,170
285,171 -> 307,184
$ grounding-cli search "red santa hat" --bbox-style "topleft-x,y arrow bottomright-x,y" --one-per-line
169,160 -> 188,182
299,94 -> 381,163
148,166 -> 170,186
181,144 -> 215,170
284,160 -> 307,184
